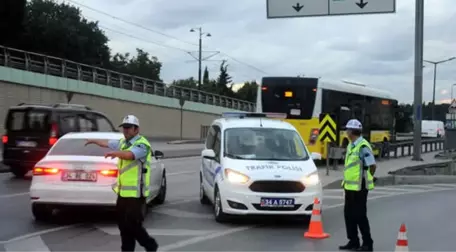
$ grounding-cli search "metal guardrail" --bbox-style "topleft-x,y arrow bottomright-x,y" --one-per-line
375,138 -> 444,160
0,45 -> 256,112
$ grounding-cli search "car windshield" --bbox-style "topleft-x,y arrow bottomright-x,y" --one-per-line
47,138 -> 114,156
223,127 -> 309,161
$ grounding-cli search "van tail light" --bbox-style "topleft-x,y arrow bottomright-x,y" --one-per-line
33,167 -> 60,176
309,128 -> 319,145
99,169 -> 118,177
2,135 -> 7,144
49,123 -> 58,145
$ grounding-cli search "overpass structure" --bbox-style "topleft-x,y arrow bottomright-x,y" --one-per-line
0,45 -> 255,139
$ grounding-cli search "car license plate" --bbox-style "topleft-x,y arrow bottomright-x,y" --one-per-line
62,170 -> 97,182
260,197 -> 295,208
16,141 -> 37,147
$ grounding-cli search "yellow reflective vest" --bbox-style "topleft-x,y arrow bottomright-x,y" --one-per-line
342,138 -> 375,191
112,136 -> 151,198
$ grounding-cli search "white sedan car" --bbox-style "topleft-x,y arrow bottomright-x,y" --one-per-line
30,132 -> 167,221
199,112 -> 323,223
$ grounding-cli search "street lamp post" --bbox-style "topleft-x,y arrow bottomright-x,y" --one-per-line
451,83 -> 456,102
190,27 -> 211,90
423,56 -> 456,120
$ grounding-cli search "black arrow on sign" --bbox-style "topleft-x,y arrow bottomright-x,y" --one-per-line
356,0 -> 368,9
292,3 -> 303,12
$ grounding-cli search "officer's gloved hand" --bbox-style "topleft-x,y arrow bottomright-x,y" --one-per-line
373,177 -> 378,183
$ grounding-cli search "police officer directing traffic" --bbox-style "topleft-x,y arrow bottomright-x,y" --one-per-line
85,115 -> 158,252
339,119 -> 376,252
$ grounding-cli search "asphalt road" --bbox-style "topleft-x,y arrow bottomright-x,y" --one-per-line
0,156 -> 455,251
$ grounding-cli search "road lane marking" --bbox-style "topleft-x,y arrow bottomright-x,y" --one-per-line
0,192 -> 28,199
1,184 -> 455,250
96,226 -> 220,236
168,171 -> 196,176
153,208 -> 212,219
395,184 -> 446,189
3,235 -> 50,252
0,224 -> 82,244
159,226 -> 255,252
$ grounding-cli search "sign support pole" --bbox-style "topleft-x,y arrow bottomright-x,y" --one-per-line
412,0 -> 424,161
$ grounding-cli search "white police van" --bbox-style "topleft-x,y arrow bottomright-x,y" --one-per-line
199,112 -> 323,222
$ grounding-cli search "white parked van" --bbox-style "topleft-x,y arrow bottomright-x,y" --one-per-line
421,120 -> 445,138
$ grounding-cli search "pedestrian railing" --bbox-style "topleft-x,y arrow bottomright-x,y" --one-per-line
0,45 -> 256,112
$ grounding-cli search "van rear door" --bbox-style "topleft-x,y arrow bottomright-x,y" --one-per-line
3,108 -> 52,164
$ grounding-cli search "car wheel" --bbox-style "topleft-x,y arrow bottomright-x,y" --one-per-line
199,173 -> 210,205
11,166 -> 28,178
214,186 -> 228,223
152,172 -> 167,205
31,203 -> 52,222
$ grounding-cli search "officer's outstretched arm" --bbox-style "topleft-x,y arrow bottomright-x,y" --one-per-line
105,151 -> 135,160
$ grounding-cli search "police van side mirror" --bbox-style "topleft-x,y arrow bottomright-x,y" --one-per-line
154,150 -> 164,159
311,152 -> 322,160
202,149 -> 216,160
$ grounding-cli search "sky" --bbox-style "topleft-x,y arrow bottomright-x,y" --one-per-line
60,0 -> 456,104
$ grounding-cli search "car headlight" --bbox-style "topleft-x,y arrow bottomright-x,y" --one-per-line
302,171 -> 320,186
224,168 -> 250,184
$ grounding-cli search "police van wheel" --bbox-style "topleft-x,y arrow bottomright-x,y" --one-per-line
214,186 -> 229,223
199,173 -> 210,205
152,173 -> 167,205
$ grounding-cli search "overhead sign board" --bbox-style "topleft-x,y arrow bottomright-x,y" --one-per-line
266,0 -> 396,19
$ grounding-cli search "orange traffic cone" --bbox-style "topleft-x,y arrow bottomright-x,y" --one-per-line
304,197 -> 330,239
395,223 -> 409,251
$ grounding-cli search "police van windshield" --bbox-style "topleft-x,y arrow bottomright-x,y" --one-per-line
223,128 -> 309,161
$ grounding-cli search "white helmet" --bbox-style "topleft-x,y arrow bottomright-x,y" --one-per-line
345,119 -> 362,130
119,115 -> 140,127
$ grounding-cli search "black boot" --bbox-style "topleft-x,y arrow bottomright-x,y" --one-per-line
356,244 -> 373,251
339,241 -> 360,251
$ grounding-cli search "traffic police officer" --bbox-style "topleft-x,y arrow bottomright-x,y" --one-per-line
339,119 -> 376,252
86,115 -> 158,252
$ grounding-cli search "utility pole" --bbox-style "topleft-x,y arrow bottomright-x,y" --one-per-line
423,56 -> 456,119
412,0 -> 424,161
189,27 -> 218,90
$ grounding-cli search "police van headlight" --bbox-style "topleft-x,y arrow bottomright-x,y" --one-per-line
224,168 -> 250,184
302,171 -> 320,186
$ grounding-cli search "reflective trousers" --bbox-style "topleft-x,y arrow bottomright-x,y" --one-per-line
116,196 -> 158,252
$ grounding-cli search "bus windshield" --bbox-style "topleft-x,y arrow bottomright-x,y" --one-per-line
260,77 -> 318,119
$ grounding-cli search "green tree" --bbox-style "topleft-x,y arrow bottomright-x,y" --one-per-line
216,60 -> 235,97
0,0 -> 26,47
171,77 -> 198,89
236,81 -> 258,102
20,0 -> 111,66
125,49 -> 162,81
202,66 -> 210,85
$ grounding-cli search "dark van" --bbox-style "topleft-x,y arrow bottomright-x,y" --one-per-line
2,103 -> 116,177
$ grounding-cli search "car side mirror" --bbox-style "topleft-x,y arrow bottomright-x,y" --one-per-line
202,149 -> 216,160
311,152 -> 322,160
154,150 -> 164,159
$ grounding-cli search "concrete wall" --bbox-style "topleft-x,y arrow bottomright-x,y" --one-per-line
0,66 -> 241,139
